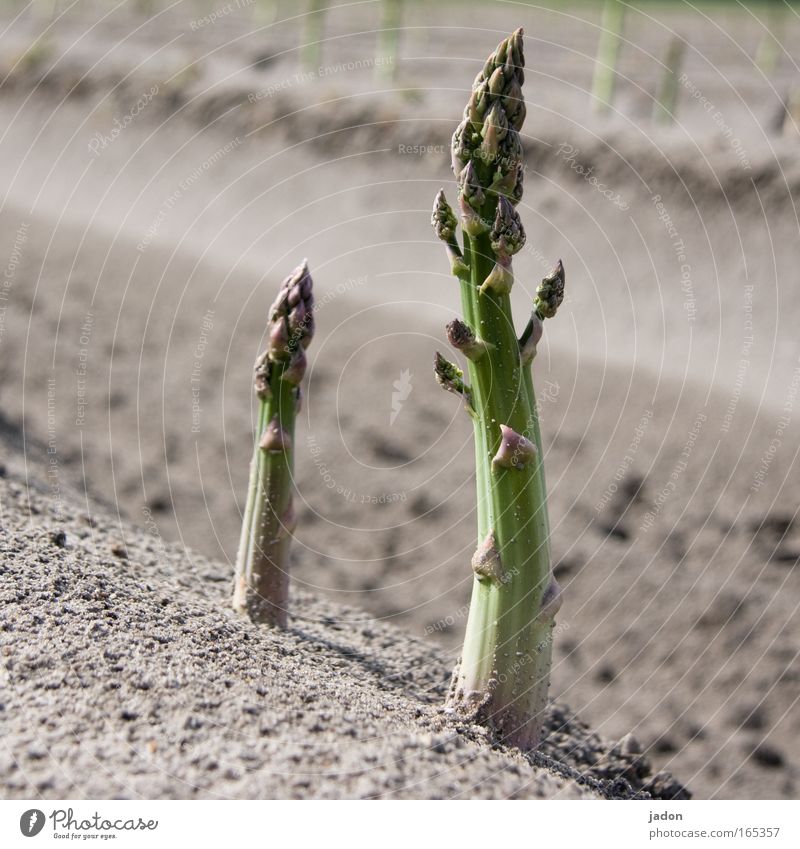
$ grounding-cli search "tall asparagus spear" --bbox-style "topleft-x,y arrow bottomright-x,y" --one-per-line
232,261 -> 314,627
433,29 -> 565,750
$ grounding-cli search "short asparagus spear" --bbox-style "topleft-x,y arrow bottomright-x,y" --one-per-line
432,30 -> 565,750
232,261 -> 314,627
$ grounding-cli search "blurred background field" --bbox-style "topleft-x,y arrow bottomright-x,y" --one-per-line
1,0 -> 799,799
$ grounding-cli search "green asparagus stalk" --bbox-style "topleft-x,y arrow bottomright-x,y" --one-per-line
653,36 -> 686,126
433,29 -> 565,750
254,0 -> 281,25
755,2 -> 785,76
232,261 -> 314,627
783,85 -> 800,138
302,0 -> 328,72
591,0 -> 626,114
376,0 -> 403,81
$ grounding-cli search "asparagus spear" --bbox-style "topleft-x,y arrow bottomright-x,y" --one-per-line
303,0 -> 328,72
653,36 -> 686,126
376,0 -> 403,81
591,0 -> 626,114
232,261 -> 314,627
433,30 -> 565,750
755,2 -> 785,76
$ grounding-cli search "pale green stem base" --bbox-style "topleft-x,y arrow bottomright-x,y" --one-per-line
446,229 -> 560,751
232,363 -> 296,627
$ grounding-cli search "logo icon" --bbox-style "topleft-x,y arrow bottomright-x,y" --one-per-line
20,810 -> 45,837
390,369 -> 413,425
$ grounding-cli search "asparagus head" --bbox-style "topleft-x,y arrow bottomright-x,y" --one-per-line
232,261 -> 314,627
433,29 -> 565,750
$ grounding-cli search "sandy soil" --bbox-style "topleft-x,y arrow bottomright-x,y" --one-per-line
0,421 -> 688,799
1,0 -> 799,800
